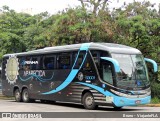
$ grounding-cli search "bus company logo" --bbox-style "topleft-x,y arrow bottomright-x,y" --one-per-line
23,70 -> 46,77
78,72 -> 84,81
5,55 -> 19,85
21,60 -> 38,65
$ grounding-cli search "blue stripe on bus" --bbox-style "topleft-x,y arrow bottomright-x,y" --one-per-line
72,50 -> 80,69
144,58 -> 158,72
79,52 -> 88,69
42,43 -> 91,95
76,82 -> 109,95
100,57 -> 121,72
80,43 -> 91,51
42,69 -> 78,94
76,82 -> 151,107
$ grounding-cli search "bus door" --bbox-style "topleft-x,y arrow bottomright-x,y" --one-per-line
100,57 -> 121,86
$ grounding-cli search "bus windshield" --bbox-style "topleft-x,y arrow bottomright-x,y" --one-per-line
111,54 -> 149,90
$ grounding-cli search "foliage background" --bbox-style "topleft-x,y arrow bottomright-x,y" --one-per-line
0,0 -> 160,99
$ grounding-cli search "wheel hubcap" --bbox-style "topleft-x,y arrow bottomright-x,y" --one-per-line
23,92 -> 28,101
86,96 -> 93,106
15,92 -> 20,99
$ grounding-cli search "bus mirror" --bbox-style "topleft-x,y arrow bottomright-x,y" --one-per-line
100,57 -> 121,72
144,58 -> 158,73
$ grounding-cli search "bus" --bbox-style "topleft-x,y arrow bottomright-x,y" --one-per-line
1,43 -> 158,110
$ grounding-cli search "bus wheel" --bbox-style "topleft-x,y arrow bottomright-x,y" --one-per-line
22,88 -> 30,103
14,89 -> 22,102
82,92 -> 97,110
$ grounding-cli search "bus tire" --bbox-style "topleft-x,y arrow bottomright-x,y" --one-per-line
22,88 -> 30,103
14,89 -> 22,102
82,92 -> 97,110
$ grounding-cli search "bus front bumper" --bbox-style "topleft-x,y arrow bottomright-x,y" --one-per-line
113,96 -> 151,107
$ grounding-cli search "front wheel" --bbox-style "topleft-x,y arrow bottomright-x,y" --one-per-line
82,92 -> 97,110
14,89 -> 22,102
22,88 -> 31,103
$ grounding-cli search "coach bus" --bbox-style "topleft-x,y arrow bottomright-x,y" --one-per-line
1,43 -> 158,109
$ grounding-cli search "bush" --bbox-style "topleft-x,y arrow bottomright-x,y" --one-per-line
151,97 -> 160,104
151,82 -> 160,98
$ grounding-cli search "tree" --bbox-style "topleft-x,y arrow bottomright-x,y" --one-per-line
78,0 -> 109,14
0,6 -> 31,59
113,1 -> 160,58
112,1 -> 160,89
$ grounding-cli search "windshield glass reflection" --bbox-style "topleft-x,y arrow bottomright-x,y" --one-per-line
111,54 -> 149,90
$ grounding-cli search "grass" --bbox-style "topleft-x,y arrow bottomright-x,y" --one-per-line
146,97 -> 160,107
151,97 -> 160,104
0,94 -> 14,100
147,104 -> 160,107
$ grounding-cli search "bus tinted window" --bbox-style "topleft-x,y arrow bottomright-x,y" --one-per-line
44,56 -> 55,70
19,56 -> 31,71
73,51 -> 85,69
58,54 -> 71,69
92,52 -> 99,67
19,56 -> 41,70
31,57 -> 40,70
102,62 -> 113,85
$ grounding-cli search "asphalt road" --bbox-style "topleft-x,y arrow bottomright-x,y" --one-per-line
0,99 -> 159,112
1,99 -> 160,112
0,100 -> 160,121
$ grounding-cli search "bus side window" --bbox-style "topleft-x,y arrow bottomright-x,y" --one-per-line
73,52 -> 84,69
92,52 -> 100,68
19,56 -> 31,71
31,57 -> 41,70
102,63 -> 113,85
43,56 -> 55,70
57,53 -> 71,69
83,52 -> 96,72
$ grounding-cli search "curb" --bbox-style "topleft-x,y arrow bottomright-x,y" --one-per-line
146,104 -> 160,107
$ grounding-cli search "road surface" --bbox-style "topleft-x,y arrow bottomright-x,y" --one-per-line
0,99 -> 159,121
0,99 -> 159,112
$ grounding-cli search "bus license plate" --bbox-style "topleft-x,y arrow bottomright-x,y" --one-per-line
135,100 -> 141,104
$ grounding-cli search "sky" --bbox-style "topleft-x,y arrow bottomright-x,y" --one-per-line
0,0 -> 159,15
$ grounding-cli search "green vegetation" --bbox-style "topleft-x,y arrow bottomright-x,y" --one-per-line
0,94 -> 14,100
0,0 -> 159,100
151,97 -> 160,104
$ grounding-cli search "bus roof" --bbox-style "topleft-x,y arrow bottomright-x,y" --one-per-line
3,42 -> 141,57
